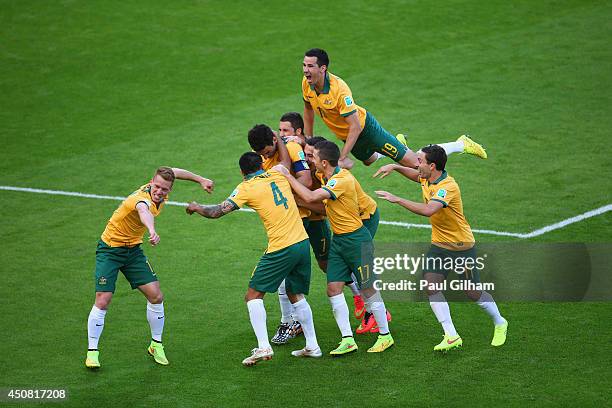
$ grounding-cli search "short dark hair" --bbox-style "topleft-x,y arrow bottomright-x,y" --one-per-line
421,144 -> 447,171
305,48 -> 329,68
305,136 -> 327,147
314,140 -> 339,166
279,112 -> 304,133
239,152 -> 263,174
154,166 -> 175,184
248,124 -> 275,151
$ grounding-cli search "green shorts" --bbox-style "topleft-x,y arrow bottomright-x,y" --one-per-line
327,226 -> 374,289
305,219 -> 331,261
250,239 -> 311,295
422,244 -> 481,283
351,112 -> 408,162
362,208 -> 380,239
94,240 -> 158,293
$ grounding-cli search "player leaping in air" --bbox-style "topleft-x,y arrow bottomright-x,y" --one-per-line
301,48 -> 487,169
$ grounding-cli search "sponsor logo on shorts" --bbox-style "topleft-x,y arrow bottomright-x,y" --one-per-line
98,276 -> 107,286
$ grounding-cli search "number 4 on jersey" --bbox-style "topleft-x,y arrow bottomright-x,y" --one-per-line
270,182 -> 288,209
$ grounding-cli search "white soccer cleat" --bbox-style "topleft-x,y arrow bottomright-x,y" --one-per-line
242,347 -> 274,366
291,346 -> 323,358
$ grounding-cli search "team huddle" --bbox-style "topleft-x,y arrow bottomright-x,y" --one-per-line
85,48 -> 508,369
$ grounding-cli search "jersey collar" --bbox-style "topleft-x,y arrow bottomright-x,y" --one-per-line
245,169 -> 265,180
429,170 -> 448,185
310,72 -> 331,94
322,166 -> 341,183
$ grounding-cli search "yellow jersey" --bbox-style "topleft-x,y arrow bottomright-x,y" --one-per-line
228,169 -> 308,253
261,140 -> 311,219
302,72 -> 367,140
420,171 -> 475,251
316,170 -> 376,220
320,167 -> 363,234
101,184 -> 165,247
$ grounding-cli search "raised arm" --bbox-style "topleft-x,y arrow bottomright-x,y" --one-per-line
171,167 -> 214,193
136,202 -> 160,245
186,199 -> 237,219
373,163 -> 420,183
274,136 -> 292,171
375,191 -> 444,217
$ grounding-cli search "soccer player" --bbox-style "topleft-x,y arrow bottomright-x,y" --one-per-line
303,136 -> 391,333
274,141 -> 394,354
186,152 -> 321,365
248,123 -> 311,345
302,48 -> 487,169
374,145 -> 508,351
278,111 -> 307,145
85,167 -> 214,369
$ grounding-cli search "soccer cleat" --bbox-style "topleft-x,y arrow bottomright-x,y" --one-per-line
458,135 -> 487,159
395,133 -> 408,146
242,347 -> 274,366
491,319 -> 508,347
353,295 -> 365,319
148,341 -> 169,365
368,310 -> 393,333
329,337 -> 358,356
367,333 -> 395,353
291,346 -> 323,358
85,350 -> 100,369
433,334 -> 463,352
356,312 -> 376,334
271,322 -> 291,345
288,321 -> 303,338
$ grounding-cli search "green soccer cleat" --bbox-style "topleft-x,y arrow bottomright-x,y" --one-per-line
433,334 -> 463,352
491,319 -> 508,347
458,135 -> 487,159
329,337 -> 358,356
367,333 -> 395,353
148,341 -> 169,365
395,133 -> 408,146
85,350 -> 100,369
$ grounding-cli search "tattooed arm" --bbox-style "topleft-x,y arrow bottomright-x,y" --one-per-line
185,199 -> 238,219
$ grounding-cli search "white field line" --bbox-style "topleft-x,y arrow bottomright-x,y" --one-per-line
1,185 -> 610,239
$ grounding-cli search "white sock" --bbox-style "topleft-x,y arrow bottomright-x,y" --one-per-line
438,140 -> 464,155
278,280 -> 294,324
292,298 -> 319,350
87,305 -> 107,349
370,300 -> 390,335
247,299 -> 271,349
146,302 -> 165,342
329,294 -> 353,337
429,292 -> 458,336
476,291 -> 505,325
348,274 -> 360,296
373,152 -> 384,161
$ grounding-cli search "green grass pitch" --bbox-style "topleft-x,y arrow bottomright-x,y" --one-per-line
1,1 -> 611,406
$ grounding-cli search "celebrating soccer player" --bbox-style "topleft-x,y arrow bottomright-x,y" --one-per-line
301,48 -> 487,169
85,167 -> 214,369
374,145 -> 508,351
186,148 -> 321,366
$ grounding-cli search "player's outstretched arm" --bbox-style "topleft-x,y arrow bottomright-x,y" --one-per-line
303,101 -> 314,137
136,202 -> 160,245
272,165 -> 329,203
338,113 -> 362,169
375,190 -> 444,217
171,168 -> 214,193
186,200 -> 237,219
373,164 -> 420,182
